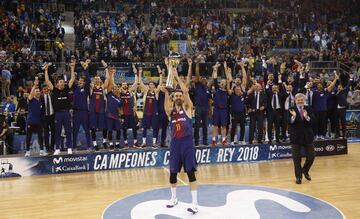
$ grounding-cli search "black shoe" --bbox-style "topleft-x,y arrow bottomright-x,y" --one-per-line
194,142 -> 199,146
303,172 -> 311,181
276,140 -> 281,144
268,141 -> 272,145
94,145 -> 100,151
160,141 -> 167,148
103,142 -> 107,149
152,143 -> 159,149
258,141 -> 263,144
296,177 -> 302,184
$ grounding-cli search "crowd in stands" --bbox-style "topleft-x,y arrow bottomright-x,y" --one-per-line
0,0 -> 360,154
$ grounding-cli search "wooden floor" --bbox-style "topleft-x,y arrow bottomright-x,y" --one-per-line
0,143 -> 359,219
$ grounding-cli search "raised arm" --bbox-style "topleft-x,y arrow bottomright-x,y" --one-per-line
129,65 -> 139,92
194,57 -> 200,83
173,67 -> 193,111
163,87 -> 173,117
225,66 -> 233,95
155,65 -> 164,94
28,79 -> 39,101
212,62 -> 220,90
106,67 -> 116,92
44,64 -> 54,90
138,66 -> 148,94
239,61 -> 247,90
68,60 -> 76,89
326,74 -> 339,92
186,58 -> 193,88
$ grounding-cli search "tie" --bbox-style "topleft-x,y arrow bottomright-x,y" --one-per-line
307,91 -> 312,106
273,94 -> 276,109
46,95 -> 51,116
299,107 -> 304,120
256,93 -> 259,110
289,95 -> 293,107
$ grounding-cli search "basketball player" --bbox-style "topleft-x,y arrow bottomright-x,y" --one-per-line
154,65 -> 168,147
163,66 -> 198,214
138,66 -> 161,148
72,59 -> 91,150
25,78 -> 47,157
105,67 -> 122,150
89,61 -> 108,150
120,64 -> 140,149
212,62 -> 231,146
44,59 -> 75,155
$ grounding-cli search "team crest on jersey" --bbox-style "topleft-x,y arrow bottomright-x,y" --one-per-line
179,110 -> 184,114
102,184 -> 344,219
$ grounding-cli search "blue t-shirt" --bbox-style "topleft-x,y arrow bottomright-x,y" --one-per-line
230,93 -> 246,112
313,90 -> 329,112
106,92 -> 122,119
27,98 -> 42,125
194,82 -> 210,109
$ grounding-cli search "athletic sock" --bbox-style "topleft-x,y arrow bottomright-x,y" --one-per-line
153,138 -> 156,144
171,187 -> 177,199
142,137 -> 146,144
191,190 -> 197,205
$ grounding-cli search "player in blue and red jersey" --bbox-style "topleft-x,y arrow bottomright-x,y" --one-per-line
163,66 -> 199,214
118,64 -> 140,149
89,67 -> 108,151
104,67 -> 122,150
138,66 -> 162,148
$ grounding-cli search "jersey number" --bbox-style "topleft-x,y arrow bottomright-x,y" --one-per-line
175,124 -> 181,132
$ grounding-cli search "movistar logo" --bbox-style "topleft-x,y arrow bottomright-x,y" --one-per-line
53,157 -> 63,164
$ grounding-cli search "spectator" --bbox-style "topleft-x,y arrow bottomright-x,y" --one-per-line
1,65 -> 12,99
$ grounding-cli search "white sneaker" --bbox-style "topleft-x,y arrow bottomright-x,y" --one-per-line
230,142 -> 236,146
166,198 -> 178,208
39,150 -> 48,156
53,149 -> 61,155
187,203 -> 199,214
25,151 -> 31,157
67,148 -> 73,154
240,141 -> 246,145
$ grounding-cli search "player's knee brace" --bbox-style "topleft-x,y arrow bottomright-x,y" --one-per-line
187,171 -> 196,182
169,173 -> 177,184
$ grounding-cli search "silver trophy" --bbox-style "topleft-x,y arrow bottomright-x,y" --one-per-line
166,52 -> 181,91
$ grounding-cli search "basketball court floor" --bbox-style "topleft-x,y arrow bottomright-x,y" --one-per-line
0,143 -> 359,219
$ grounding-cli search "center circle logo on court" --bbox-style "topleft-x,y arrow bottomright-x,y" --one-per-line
102,184 -> 344,219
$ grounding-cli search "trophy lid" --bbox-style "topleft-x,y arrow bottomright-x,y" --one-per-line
169,52 -> 181,59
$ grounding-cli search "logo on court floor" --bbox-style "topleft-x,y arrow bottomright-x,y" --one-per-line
102,184 -> 344,219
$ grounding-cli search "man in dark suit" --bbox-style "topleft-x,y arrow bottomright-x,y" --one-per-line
289,93 -> 315,184
41,84 -> 55,153
266,84 -> 286,144
247,83 -> 267,144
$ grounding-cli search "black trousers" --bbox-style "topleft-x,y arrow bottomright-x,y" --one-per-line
26,124 -> 44,151
194,107 -> 209,145
315,111 -> 327,136
291,143 -> 315,178
230,111 -> 246,142
43,115 -> 55,152
327,109 -> 337,134
267,109 -> 281,142
281,111 -> 290,139
335,108 -> 347,138
249,111 -> 265,143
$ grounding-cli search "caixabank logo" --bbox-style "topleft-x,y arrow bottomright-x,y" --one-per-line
102,184 -> 344,219
51,156 -> 89,174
